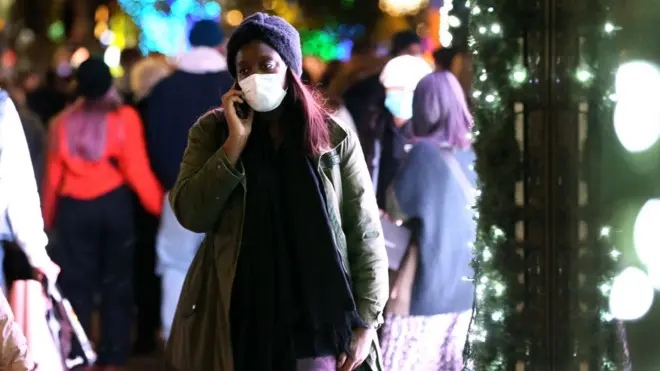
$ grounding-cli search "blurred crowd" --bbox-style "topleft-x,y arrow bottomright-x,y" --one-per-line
0,14 -> 475,371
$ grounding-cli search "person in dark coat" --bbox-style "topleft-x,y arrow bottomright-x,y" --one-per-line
25,70 -> 71,126
342,31 -> 423,186
146,19 -> 233,343
127,56 -> 172,354
342,31 -> 423,132
371,55 -> 432,208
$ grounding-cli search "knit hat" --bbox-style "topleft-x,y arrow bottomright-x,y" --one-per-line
189,19 -> 224,47
379,55 -> 433,91
77,57 -> 113,99
226,13 -> 302,78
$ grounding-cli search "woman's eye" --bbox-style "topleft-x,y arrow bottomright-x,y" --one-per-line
238,68 -> 249,76
262,62 -> 276,71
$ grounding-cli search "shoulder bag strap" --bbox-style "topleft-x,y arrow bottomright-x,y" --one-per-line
438,149 -> 476,206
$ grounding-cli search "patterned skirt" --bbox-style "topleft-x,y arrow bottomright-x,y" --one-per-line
380,310 -> 472,371
296,357 -> 337,371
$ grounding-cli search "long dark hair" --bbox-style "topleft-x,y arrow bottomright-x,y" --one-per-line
65,88 -> 122,161
285,69 -> 331,156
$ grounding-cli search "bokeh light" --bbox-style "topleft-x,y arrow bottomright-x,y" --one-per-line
104,45 -> 122,69
613,99 -> 660,153
70,47 -> 90,68
609,266 -> 654,321
615,61 -> 660,101
226,10 -> 244,27
379,0 -> 427,16
633,199 -> 660,267
118,0 -> 222,55
613,61 -> 660,153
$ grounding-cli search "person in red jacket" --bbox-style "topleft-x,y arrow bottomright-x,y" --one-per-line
42,57 -> 163,370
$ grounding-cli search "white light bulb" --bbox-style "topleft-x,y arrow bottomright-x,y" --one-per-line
485,94 -> 495,103
604,22 -> 615,33
448,15 -> 461,28
576,68 -> 592,82
471,6 -> 481,15
600,226 -> 611,237
490,23 -> 501,34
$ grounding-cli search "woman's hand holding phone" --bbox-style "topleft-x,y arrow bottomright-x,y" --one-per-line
222,84 -> 253,166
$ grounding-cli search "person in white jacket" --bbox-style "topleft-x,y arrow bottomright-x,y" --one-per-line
0,91 -> 60,370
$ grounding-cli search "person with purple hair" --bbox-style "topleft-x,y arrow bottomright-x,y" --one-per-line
42,57 -> 163,370
380,71 -> 476,371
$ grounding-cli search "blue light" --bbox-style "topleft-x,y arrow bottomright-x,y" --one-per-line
118,0 -> 222,54
336,39 -> 353,61
204,2 -> 221,18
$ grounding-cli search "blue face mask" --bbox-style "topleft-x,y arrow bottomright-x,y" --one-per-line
384,91 -> 414,120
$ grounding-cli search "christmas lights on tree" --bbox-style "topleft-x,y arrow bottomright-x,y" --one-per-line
464,0 -> 628,368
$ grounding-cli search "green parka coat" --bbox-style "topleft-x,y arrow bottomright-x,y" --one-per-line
163,110 -> 389,371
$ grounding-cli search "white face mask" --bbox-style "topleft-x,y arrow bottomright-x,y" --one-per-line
238,73 -> 287,112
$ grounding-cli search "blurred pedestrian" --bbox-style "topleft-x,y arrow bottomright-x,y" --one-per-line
147,19 -> 233,343
130,56 -> 172,125
42,58 -> 163,370
319,59 -> 357,133
117,48 -> 143,103
5,84 -> 47,193
25,70 -> 70,126
380,71 -> 475,371
0,91 -> 60,370
164,13 -> 388,371
128,55 -> 172,354
342,30 -> 423,131
0,90 -> 59,293
432,47 -> 458,72
370,55 -> 432,208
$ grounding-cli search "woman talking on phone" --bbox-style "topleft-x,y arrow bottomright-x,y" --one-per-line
164,13 -> 388,371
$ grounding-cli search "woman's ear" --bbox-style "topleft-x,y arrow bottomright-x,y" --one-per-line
282,69 -> 292,90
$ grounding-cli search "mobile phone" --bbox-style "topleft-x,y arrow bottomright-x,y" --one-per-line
233,83 -> 251,119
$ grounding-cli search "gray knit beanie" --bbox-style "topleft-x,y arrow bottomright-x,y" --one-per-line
226,13 -> 303,78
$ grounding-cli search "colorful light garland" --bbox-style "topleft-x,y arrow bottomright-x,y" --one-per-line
118,0 -> 222,55
300,25 -> 365,62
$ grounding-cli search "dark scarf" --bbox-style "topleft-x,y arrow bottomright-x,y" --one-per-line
230,121 -> 364,371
